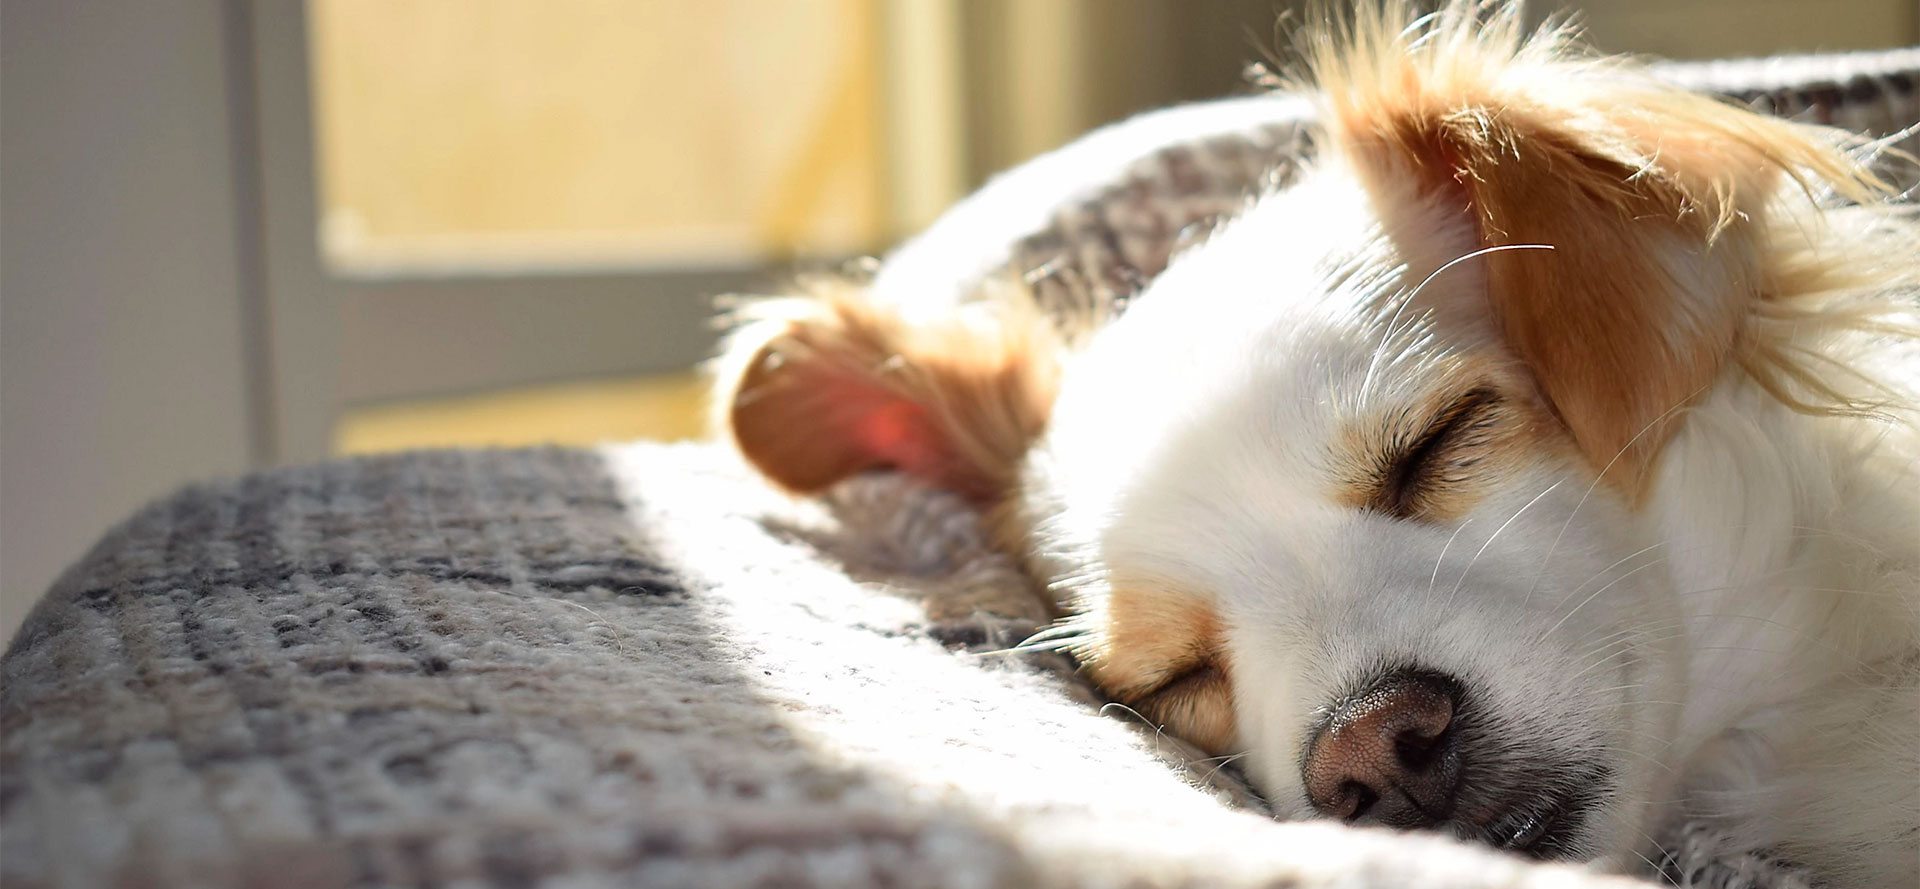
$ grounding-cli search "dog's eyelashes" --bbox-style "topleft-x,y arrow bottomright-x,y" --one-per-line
1368,387 -> 1502,521
1145,660 -> 1227,701
1122,659 -> 1238,754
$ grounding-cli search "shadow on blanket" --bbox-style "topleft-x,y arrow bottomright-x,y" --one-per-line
2,443 -> 1797,888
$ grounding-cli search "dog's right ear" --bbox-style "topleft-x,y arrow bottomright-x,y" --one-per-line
1308,2 -> 1886,497
715,284 -> 1060,504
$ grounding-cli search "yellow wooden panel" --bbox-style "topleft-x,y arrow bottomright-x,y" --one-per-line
334,372 -> 711,455
308,0 -> 883,272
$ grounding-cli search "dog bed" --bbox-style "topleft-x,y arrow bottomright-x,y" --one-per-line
5,50 -> 1915,889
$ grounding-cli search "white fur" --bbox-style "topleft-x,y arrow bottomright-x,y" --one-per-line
1019,153 -> 1919,887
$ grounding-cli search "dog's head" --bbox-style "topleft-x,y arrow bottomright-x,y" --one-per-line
717,2 -> 1887,866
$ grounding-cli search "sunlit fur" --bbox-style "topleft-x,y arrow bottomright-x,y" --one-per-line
718,4 -> 1919,885
719,276 -> 1061,504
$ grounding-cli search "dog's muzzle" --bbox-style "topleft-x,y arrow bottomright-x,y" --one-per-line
1301,667 -> 1597,858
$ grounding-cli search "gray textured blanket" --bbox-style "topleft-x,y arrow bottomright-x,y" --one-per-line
0,445 -> 1797,888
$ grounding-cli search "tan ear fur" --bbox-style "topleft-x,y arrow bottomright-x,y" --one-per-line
716,281 -> 1060,503
1306,2 -> 1890,494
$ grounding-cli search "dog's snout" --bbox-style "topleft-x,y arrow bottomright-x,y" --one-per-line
1303,669 -> 1462,827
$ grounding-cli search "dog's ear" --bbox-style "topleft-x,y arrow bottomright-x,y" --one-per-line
1314,6 -> 1880,493
716,284 -> 1059,503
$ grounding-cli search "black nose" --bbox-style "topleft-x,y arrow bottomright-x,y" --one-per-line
1302,669 -> 1463,827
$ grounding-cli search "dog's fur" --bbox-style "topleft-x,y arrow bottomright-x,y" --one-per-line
715,5 -> 1920,885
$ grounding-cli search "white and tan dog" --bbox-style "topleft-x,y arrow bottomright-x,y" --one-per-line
717,5 -> 1920,885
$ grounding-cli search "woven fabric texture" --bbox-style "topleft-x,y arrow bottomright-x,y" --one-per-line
867,48 -> 1919,334
5,444 -> 1671,889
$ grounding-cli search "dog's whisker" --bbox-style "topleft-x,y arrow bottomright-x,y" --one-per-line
1548,522 -> 1861,616
1198,750 -> 1255,786
1602,742 -> 1681,777
1359,244 -> 1556,405
1562,617 -> 1692,654
1570,624 -> 1690,656
1542,551 -> 1833,652
997,638 -> 1080,655
1019,622 -> 1089,643
1542,524 -> 1888,640
1789,585 -> 1905,601
1535,553 -> 1672,645
1098,701 -> 1168,753
1447,480 -> 1564,607
1618,820 -> 1678,877
1524,381 -> 1715,604
1583,682 -> 1658,698
1564,641 -> 1648,676
1427,517 -> 1473,597
1558,541 -> 1670,601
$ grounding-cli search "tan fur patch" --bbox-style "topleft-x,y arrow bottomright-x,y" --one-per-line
1078,582 -> 1237,755
1306,1 -> 1892,499
718,281 -> 1061,504
1329,372 -> 1548,524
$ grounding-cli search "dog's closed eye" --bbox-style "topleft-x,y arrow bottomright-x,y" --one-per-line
1129,657 -> 1237,754
1364,387 -> 1504,521
1079,583 -> 1241,755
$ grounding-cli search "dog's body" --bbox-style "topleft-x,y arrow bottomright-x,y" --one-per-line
718,6 -> 1919,886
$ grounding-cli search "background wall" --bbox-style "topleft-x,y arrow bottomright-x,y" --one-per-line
1572,0 -> 1917,59
3,0 -> 1916,641
2,0 -> 260,636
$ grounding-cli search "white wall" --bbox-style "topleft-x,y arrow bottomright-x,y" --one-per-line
1569,0 -> 1917,58
1,0 -> 258,638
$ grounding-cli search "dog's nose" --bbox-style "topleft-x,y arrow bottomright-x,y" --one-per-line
1303,669 -> 1462,827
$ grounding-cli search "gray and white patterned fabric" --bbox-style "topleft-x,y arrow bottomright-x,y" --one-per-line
5,444 -> 1658,889
7,49 -> 1917,889
868,48 -> 1919,336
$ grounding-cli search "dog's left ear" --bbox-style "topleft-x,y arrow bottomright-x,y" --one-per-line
716,284 -> 1060,504
1317,10 -> 1880,493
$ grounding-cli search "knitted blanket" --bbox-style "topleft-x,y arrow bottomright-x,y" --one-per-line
4,443 -> 1760,889
871,48 -> 1919,331
8,50 -> 1916,889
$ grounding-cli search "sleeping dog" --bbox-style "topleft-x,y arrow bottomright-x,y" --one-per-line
716,4 -> 1919,885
